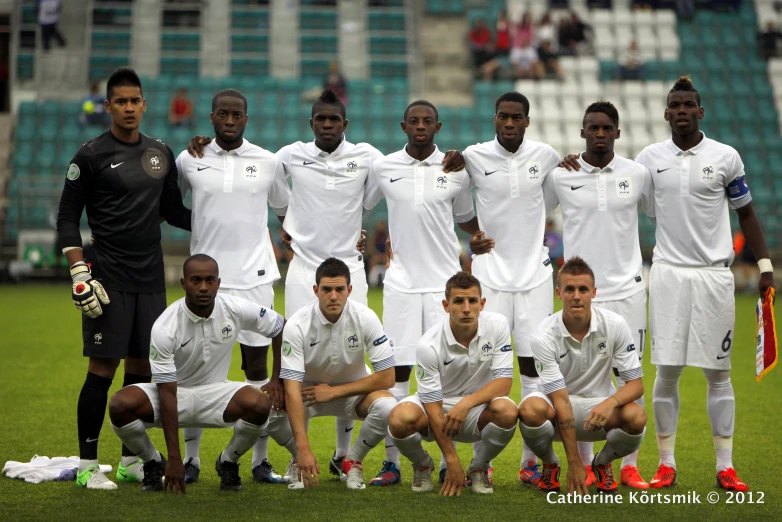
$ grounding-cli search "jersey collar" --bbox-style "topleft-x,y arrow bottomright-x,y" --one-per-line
492,136 -> 526,157
402,145 -> 441,165
182,298 -> 216,323
667,131 -> 708,156
556,307 -> 598,342
308,138 -> 352,158
443,315 -> 486,350
209,138 -> 251,156
578,153 -> 619,173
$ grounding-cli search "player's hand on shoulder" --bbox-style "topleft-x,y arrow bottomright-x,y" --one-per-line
567,462 -> 588,495
164,455 -> 186,495
301,383 -> 335,405
442,150 -> 465,173
759,273 -> 776,303
187,136 -> 212,158
559,153 -> 581,171
70,261 -> 110,319
439,462 -> 464,497
469,231 -> 494,255
262,378 -> 286,411
356,229 -> 367,254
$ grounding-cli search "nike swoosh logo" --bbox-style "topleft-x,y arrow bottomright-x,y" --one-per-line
716,354 -> 730,360
484,170 -> 498,176
303,161 -> 315,165
345,427 -> 353,433
85,437 -> 99,443
443,358 -> 455,365
181,338 -> 193,347
111,162 -> 123,169
657,168 -> 671,173
559,352 -> 568,359
362,439 -> 372,447
197,166 -> 210,171
384,444 -> 395,449
390,177 -> 403,183
234,451 -> 241,456
184,438 -> 196,443
570,185 -> 585,190
310,341 -> 321,347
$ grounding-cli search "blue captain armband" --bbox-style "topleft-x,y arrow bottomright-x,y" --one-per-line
726,176 -> 751,209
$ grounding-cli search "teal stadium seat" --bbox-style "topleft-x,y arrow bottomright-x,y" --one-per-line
232,34 -> 268,53
368,12 -> 405,32
300,11 -> 337,31
370,36 -> 407,55
232,8 -> 268,29
301,35 -> 337,54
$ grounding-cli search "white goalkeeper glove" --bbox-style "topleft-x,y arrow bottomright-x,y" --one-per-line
70,261 -> 110,318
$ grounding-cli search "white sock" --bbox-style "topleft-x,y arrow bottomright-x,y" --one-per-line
595,428 -> 645,466
347,397 -> 396,462
267,412 -> 297,458
182,427 -> 203,467
472,441 -> 492,469
615,373 -> 643,469
391,431 -> 429,467
439,441 -> 457,470
335,418 -> 353,459
577,442 -> 594,466
246,379 -> 270,468
714,437 -> 733,472
221,419 -> 265,464
520,375 -> 541,467
79,458 -> 99,473
519,421 -> 558,465
120,456 -> 139,467
704,368 -> 735,472
111,419 -> 160,463
472,423 -> 515,469
384,380 -> 410,466
653,365 -> 683,468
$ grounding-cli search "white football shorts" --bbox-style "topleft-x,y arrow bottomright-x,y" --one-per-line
383,287 -> 447,366
400,395 -> 517,443
219,284 -> 274,346
134,381 -> 250,429
284,254 -> 368,317
522,392 -> 610,442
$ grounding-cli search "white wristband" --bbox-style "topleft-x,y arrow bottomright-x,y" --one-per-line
758,258 -> 773,273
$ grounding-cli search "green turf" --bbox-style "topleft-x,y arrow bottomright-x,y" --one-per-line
1,285 -> 780,521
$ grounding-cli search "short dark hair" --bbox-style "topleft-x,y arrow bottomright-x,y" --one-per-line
668,75 -> 701,106
557,256 -> 595,286
212,89 -> 248,113
583,101 -> 619,128
312,89 -> 346,119
445,271 -> 482,300
403,100 -> 438,122
495,92 -> 530,117
183,254 -> 218,277
315,257 -> 351,286
106,67 -> 143,101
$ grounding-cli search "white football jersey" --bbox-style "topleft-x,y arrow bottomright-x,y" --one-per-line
365,146 -> 475,293
150,294 -> 284,387
277,140 -> 383,274
280,299 -> 395,385
531,306 -> 643,398
416,311 -> 514,403
463,137 -> 562,292
546,154 -> 654,301
635,133 -> 752,268
177,139 -> 289,289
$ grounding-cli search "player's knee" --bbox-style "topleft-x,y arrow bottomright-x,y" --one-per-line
248,391 -> 272,424
622,403 -> 647,434
490,399 -> 519,429
518,399 -> 547,427
388,404 -> 420,438
108,389 -> 138,425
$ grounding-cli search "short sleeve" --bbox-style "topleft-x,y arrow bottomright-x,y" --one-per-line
452,175 -> 476,222
280,323 -> 305,382
416,343 -> 443,403
542,168 -> 560,216
639,164 -> 655,218
150,324 -> 177,384
235,296 -> 284,339
269,158 -> 291,216
490,316 -> 514,379
362,311 -> 395,372
611,317 -> 643,383
176,150 -> 191,200
462,148 -> 479,188
531,334 -> 565,395
363,157 -> 385,212
276,145 -> 293,179
725,151 -> 751,210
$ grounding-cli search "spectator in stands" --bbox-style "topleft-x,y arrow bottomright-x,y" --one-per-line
323,61 -> 348,105
469,18 -> 493,67
475,41 -> 502,81
495,10 -> 511,56
615,40 -> 645,81
513,11 -> 535,52
536,12 -> 558,52
511,37 -> 544,80
538,41 -> 564,80
79,82 -> 110,128
759,21 -> 782,59
39,0 -> 66,52
168,88 -> 194,128
558,11 -> 589,56
544,219 -> 564,267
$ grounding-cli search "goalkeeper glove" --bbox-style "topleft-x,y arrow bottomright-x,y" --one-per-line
70,261 -> 110,318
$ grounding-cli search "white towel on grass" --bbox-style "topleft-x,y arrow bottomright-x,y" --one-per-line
3,456 -> 112,484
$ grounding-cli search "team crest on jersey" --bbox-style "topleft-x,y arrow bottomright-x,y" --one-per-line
66,163 -> 80,181
597,339 -> 608,358
346,330 -> 361,352
699,163 -> 718,184
480,341 -> 493,360
525,162 -> 541,183
142,148 -> 168,179
244,162 -> 259,182
435,173 -> 448,190
344,158 -> 359,175
616,177 -> 632,198
94,333 -> 102,345
219,321 -> 235,343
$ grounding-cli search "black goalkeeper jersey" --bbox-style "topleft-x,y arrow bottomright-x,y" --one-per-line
57,130 -> 191,293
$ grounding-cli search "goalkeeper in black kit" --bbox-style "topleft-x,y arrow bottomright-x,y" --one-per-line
56,67 -> 191,490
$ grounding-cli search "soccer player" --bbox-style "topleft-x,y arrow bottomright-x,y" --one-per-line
544,101 -> 654,489
56,67 -> 191,490
108,254 -> 285,492
363,100 -> 480,486
387,272 -> 518,496
175,89 -> 290,484
519,257 -> 646,494
461,92 -> 561,484
267,257 -> 396,490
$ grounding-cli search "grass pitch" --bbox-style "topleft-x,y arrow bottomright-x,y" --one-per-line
0,284 -> 780,521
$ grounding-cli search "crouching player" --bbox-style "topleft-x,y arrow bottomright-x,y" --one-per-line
388,272 -> 518,496
269,257 -> 397,490
518,257 -> 646,494
108,254 -> 284,493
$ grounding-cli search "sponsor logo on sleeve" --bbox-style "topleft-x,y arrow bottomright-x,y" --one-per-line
626,344 -> 636,352
282,342 -> 292,356
373,335 -> 388,346
500,344 -> 512,352
416,366 -> 425,380
259,307 -> 266,318
67,163 -> 80,180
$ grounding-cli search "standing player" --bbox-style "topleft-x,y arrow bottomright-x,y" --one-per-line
363,100 -> 480,486
176,89 -> 290,484
56,67 -> 191,490
519,257 -> 646,494
108,255 -> 285,492
545,101 -> 654,488
387,272 -> 517,495
461,92 -> 561,484
268,258 -> 397,490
